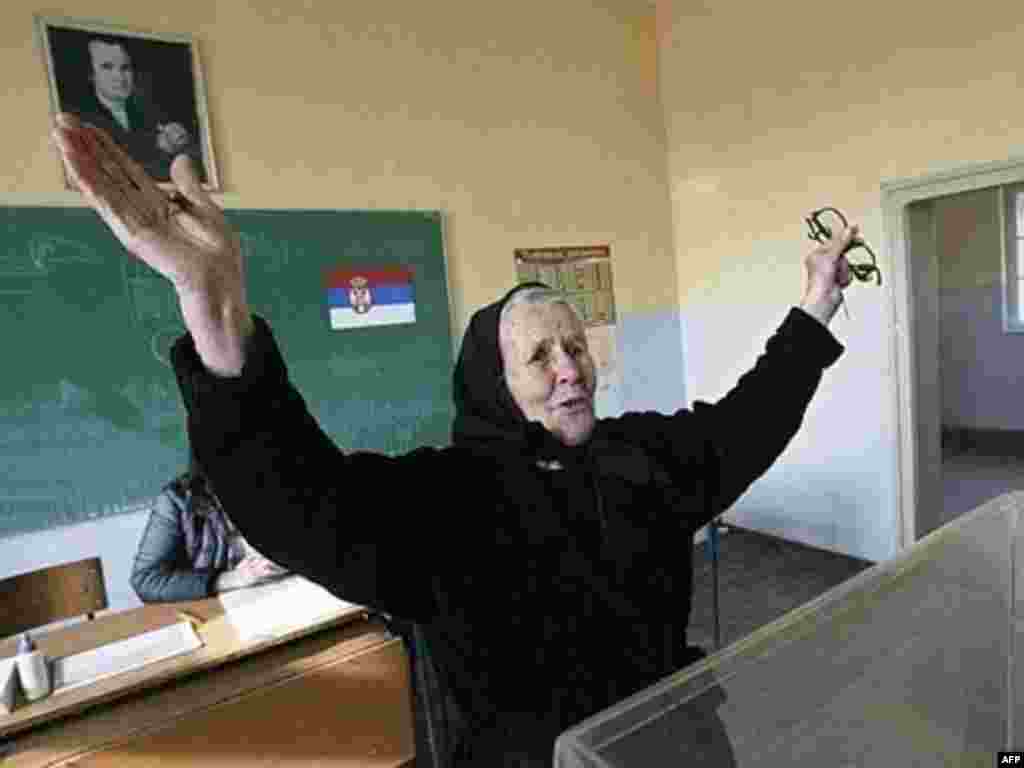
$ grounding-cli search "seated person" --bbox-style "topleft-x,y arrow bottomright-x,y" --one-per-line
130,448 -> 289,603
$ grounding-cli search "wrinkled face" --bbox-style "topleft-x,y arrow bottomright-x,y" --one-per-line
500,300 -> 597,447
89,41 -> 133,103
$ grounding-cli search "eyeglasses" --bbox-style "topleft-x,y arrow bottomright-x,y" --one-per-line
804,207 -> 882,287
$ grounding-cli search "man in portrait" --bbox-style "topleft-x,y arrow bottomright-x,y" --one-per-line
71,36 -> 204,182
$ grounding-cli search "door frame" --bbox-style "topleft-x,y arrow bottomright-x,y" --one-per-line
883,155 -> 1024,550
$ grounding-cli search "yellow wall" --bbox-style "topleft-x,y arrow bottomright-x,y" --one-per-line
657,0 -> 1023,313
0,0 -> 686,604
2,0 -> 676,341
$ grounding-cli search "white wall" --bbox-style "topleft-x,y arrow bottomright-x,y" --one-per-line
682,298 -> 898,560
656,0 -> 1024,562
0,511 -> 150,615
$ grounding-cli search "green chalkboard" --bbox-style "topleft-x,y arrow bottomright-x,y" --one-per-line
0,207 -> 453,538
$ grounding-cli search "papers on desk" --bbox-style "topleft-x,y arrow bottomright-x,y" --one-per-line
0,657 -> 16,714
218,576 -> 361,642
51,621 -> 202,694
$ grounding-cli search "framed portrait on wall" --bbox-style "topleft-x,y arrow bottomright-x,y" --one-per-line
35,15 -> 220,191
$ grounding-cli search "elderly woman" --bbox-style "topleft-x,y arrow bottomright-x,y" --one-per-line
130,447 -> 289,603
52,113 -> 855,766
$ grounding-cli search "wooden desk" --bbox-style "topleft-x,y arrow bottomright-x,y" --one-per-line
0,593 -> 415,767
0,583 -> 368,739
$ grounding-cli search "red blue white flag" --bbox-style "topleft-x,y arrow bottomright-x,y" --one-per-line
323,266 -> 416,330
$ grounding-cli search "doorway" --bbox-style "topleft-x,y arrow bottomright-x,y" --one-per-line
886,159 -> 1024,547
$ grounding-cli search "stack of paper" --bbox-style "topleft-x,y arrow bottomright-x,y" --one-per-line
0,657 -> 16,714
218,576 -> 361,642
51,621 -> 202,694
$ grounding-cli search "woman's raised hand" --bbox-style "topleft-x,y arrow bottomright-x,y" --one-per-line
51,113 -> 252,375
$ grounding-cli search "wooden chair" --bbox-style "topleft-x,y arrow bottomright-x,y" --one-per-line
0,557 -> 108,640
375,613 -> 465,768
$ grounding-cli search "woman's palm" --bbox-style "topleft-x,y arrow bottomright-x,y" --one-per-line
51,113 -> 242,296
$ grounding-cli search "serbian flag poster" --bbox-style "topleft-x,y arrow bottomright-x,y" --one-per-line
324,266 -> 416,330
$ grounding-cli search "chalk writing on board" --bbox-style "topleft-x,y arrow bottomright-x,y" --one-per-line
149,378 -> 177,405
35,235 -> 104,272
126,275 -> 179,327
0,248 -> 41,277
151,325 -> 186,368
0,235 -> 102,281
57,379 -> 89,411
238,232 -> 261,261
0,275 -> 38,296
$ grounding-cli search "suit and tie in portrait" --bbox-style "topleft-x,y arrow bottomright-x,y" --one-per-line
39,19 -> 218,188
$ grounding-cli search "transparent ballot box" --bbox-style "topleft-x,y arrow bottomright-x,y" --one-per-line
555,492 -> 1023,767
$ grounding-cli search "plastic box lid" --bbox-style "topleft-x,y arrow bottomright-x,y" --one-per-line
555,492 -> 1023,767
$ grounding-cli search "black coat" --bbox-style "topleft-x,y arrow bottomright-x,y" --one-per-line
170,290 -> 843,765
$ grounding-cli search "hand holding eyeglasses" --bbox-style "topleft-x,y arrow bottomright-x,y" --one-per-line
805,207 -> 881,286
803,207 -> 882,321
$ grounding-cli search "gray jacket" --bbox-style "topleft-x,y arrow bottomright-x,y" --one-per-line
130,474 -> 245,603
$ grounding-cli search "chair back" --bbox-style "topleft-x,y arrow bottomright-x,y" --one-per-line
380,616 -> 466,768
0,557 -> 108,639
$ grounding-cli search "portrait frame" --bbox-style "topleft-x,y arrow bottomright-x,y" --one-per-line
35,15 -> 221,192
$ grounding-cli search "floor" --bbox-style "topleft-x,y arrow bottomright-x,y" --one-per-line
688,524 -> 873,652
940,453 -> 1024,529
686,451 -> 1024,653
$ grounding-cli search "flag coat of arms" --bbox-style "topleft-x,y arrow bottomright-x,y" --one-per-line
324,266 -> 416,330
